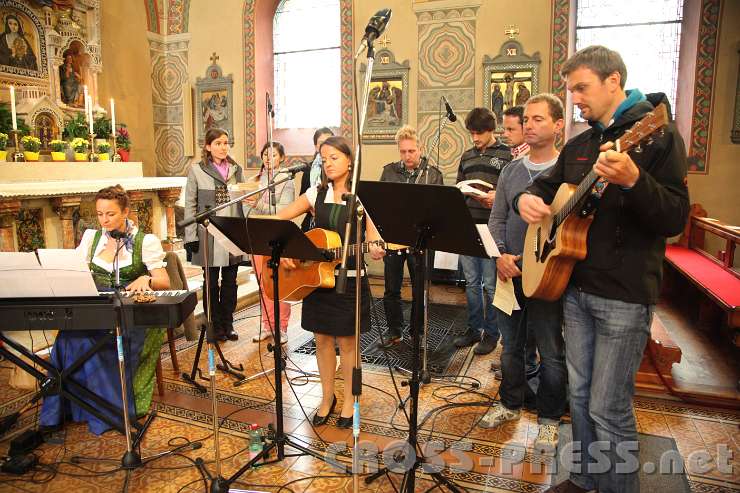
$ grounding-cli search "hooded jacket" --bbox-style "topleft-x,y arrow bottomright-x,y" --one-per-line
515,92 -> 689,304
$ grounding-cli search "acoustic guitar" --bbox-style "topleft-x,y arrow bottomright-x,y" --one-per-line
260,228 -> 407,301
521,104 -> 669,301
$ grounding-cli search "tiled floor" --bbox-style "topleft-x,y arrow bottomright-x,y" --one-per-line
0,281 -> 738,492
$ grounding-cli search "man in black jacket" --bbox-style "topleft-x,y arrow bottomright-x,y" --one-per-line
377,125 -> 444,347
516,46 -> 689,493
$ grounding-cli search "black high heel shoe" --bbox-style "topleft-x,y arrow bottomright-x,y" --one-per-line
312,395 -> 337,426
336,415 -> 353,429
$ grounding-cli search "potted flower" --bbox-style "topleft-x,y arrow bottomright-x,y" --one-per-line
49,139 -> 67,161
20,135 -> 41,161
97,141 -> 111,161
115,125 -> 131,161
0,133 -> 7,161
70,137 -> 90,161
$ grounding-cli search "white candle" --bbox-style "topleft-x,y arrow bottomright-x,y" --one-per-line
9,86 -> 17,131
109,98 -> 116,138
83,85 -> 89,117
87,95 -> 94,133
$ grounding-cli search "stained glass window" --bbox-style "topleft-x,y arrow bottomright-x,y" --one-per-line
575,0 -> 684,118
273,0 -> 341,129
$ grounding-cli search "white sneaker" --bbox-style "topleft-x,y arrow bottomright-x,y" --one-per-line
478,404 -> 520,429
252,331 -> 271,343
534,423 -> 559,452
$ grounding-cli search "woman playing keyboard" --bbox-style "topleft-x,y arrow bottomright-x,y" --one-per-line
39,185 -> 170,435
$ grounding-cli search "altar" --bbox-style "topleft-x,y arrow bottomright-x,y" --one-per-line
0,161 -> 185,253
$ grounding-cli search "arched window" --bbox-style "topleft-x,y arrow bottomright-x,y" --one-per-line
273,0 -> 341,129
575,0 -> 684,115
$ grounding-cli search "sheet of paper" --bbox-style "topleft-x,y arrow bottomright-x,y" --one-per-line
493,276 -> 521,316
476,224 -> 501,258
207,222 -> 247,257
0,252 -> 54,298
37,249 -> 98,296
433,251 -> 459,270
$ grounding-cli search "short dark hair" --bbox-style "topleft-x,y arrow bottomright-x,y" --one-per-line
502,106 -> 524,126
95,184 -> 130,211
561,45 -> 627,89
465,107 -> 496,132
313,127 -> 334,146
525,93 -> 565,122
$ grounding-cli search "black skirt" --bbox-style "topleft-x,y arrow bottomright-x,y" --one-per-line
301,276 -> 371,337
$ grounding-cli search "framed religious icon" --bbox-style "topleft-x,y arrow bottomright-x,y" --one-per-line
0,1 -> 48,79
483,41 -> 540,132
195,54 -> 234,146
359,49 -> 410,144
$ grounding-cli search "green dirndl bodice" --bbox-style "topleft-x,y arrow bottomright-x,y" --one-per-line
89,229 -> 165,415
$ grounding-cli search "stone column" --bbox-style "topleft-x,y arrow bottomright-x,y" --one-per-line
52,196 -> 82,249
0,200 -> 21,252
157,187 -> 183,252
127,190 -> 146,227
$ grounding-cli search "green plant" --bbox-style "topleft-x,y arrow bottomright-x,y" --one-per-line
97,141 -> 111,153
0,133 -> 7,150
0,103 -> 31,136
21,135 -> 41,152
70,137 -> 89,153
49,139 -> 66,152
62,113 -> 90,139
93,116 -> 112,138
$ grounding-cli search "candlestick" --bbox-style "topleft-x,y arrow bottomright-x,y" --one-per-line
87,95 -> 94,133
9,86 -> 17,131
83,85 -> 89,116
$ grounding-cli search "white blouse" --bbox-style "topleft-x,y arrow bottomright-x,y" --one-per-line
76,227 -> 166,273
305,183 -> 346,209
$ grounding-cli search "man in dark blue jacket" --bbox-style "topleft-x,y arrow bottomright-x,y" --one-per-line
516,45 -> 689,493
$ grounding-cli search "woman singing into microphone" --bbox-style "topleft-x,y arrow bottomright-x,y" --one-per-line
275,136 -> 384,428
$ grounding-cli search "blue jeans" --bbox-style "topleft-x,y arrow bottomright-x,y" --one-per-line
496,278 -> 566,422
459,254 -> 498,340
564,286 -> 652,493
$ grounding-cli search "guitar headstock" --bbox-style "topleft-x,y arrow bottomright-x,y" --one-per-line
617,103 -> 669,153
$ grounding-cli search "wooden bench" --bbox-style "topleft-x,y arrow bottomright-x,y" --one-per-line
662,209 -> 740,346
636,312 -> 682,392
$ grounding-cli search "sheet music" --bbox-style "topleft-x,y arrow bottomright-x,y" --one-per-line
476,224 -> 501,258
493,276 -> 521,316
206,223 -> 247,256
37,249 -> 98,296
434,251 -> 459,270
0,252 -> 54,298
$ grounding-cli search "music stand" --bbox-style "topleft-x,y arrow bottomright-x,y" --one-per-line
194,216 -> 349,492
358,181 -> 493,493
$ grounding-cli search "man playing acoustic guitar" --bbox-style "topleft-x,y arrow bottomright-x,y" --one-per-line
516,46 -> 689,493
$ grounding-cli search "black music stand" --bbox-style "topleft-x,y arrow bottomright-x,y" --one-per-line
358,181 -> 492,493
195,216 -> 349,493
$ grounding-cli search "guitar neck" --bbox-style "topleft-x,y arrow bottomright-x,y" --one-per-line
552,168 -> 600,228
327,240 -> 383,260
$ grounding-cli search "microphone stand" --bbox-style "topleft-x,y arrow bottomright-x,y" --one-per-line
177,171 -> 303,492
266,92 -> 277,215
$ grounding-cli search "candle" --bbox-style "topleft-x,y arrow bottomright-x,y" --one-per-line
109,98 -> 116,138
83,85 -> 89,118
87,95 -> 93,133
9,86 -> 17,131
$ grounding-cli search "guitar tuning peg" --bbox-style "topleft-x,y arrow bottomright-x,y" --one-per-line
634,143 -> 643,153
646,137 -> 654,146
658,128 -> 665,138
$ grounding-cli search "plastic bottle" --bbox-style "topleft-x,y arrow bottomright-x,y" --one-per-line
249,424 -> 262,456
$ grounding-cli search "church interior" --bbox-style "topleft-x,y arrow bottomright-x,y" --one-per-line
0,0 -> 738,492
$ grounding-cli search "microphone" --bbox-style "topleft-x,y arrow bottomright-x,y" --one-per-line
354,8 -> 392,58
276,161 -> 311,175
442,96 -> 457,122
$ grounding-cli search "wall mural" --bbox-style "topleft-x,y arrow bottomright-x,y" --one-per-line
359,48 -> 409,144
195,55 -> 233,147
415,3 -> 480,180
